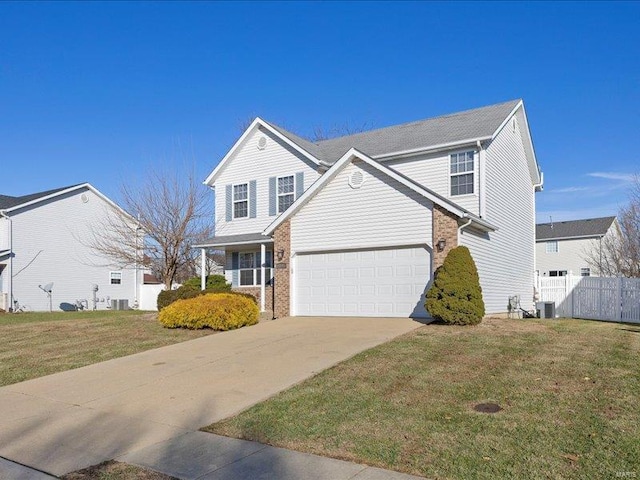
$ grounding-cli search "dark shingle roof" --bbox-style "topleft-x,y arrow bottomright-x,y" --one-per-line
0,184 -> 84,210
268,100 -> 521,164
536,216 -> 616,241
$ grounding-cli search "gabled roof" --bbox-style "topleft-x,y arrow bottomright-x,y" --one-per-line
0,184 -> 83,210
204,99 -> 542,186
0,183 -> 131,219
204,118 -> 322,185
263,148 -> 496,236
311,100 -> 521,162
536,216 -> 616,241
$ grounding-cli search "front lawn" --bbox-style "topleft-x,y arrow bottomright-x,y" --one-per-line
0,310 -> 215,386
205,318 -> 640,479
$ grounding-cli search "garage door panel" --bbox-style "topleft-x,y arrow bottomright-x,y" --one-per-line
295,246 -> 430,318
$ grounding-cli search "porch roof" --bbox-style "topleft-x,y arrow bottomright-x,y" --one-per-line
0,249 -> 9,260
193,232 -> 273,248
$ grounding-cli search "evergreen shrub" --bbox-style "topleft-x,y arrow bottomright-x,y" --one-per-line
425,246 -> 485,325
158,293 -> 259,330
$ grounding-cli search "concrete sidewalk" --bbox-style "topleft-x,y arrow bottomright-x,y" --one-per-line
0,316 -> 421,477
119,431 -> 424,480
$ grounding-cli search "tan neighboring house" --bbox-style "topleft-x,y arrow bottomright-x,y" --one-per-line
196,100 -> 543,318
535,216 -> 618,277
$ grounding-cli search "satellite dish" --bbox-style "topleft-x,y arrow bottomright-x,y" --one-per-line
39,283 -> 54,293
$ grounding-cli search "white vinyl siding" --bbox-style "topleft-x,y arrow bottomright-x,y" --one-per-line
291,161 -> 433,252
5,188 -> 138,311
214,127 -> 320,236
535,236 -> 603,277
460,113 -> 536,313
389,151 -> 479,215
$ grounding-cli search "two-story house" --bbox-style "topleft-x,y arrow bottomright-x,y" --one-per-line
0,183 -> 142,311
196,100 -> 542,318
536,216 -> 618,277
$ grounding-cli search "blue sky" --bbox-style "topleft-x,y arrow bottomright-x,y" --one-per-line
1,1 -> 638,222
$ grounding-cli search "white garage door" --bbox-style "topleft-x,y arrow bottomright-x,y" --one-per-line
294,246 -> 431,317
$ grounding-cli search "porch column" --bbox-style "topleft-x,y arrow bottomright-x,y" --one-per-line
260,243 -> 266,312
200,248 -> 206,290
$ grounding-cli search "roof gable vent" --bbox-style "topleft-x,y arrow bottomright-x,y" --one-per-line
257,136 -> 267,150
348,170 -> 365,189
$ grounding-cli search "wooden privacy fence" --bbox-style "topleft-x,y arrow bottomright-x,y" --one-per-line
537,274 -> 640,324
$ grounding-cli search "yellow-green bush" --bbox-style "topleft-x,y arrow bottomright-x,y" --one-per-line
158,293 -> 259,330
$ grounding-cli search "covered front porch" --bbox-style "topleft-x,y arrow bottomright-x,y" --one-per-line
195,233 -> 275,313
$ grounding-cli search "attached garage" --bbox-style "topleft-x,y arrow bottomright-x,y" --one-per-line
294,246 -> 431,317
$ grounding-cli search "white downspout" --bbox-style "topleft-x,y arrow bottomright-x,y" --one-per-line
457,217 -> 473,244
0,210 -> 13,312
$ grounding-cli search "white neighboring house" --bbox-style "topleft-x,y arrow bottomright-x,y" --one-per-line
0,183 -> 143,312
535,216 -> 618,277
195,99 -> 543,318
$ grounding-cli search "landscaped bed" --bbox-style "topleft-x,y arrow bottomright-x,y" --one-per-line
0,310 -> 216,386
205,317 -> 640,479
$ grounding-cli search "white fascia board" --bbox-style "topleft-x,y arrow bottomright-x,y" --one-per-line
5,183 -> 133,221
371,137 -> 492,162
536,234 -> 605,242
263,148 -> 468,235
490,100 -> 542,186
262,149 -> 356,235
203,118 -> 321,186
464,214 -> 497,232
193,238 -> 274,248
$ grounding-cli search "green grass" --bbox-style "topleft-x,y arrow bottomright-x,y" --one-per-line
205,318 -> 640,479
0,310 -> 215,386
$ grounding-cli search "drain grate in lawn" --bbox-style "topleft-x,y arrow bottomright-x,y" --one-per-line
473,402 -> 502,413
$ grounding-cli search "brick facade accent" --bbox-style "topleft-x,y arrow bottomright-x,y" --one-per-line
232,286 -> 273,313
273,219 -> 291,318
432,204 -> 459,270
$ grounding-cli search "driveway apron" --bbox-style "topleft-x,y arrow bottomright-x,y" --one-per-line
0,316 -> 421,477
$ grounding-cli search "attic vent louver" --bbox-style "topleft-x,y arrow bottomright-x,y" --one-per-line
349,170 -> 365,189
257,136 -> 267,150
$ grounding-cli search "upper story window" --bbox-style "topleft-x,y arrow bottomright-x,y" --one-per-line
450,151 -> 474,196
278,175 -> 295,213
233,183 -> 249,219
581,268 -> 591,277
546,241 -> 558,253
110,271 -> 122,285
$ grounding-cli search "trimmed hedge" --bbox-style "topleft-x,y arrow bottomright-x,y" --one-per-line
157,276 -> 235,311
425,246 -> 485,325
182,274 -> 231,291
158,293 -> 259,330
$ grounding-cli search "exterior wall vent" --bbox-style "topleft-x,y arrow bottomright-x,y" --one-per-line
257,136 -> 267,150
348,170 -> 365,189
81,193 -> 89,203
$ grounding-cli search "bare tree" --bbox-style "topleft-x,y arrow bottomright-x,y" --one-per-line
584,175 -> 640,277
309,121 -> 375,142
88,168 -> 213,289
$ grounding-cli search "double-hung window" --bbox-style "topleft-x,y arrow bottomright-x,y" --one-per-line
278,175 -> 295,213
233,184 -> 248,219
450,151 -> 474,196
546,241 -> 558,253
110,271 -> 122,285
238,251 -> 273,286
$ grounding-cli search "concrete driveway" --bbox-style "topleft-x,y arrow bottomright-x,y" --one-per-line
0,316 -> 421,477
